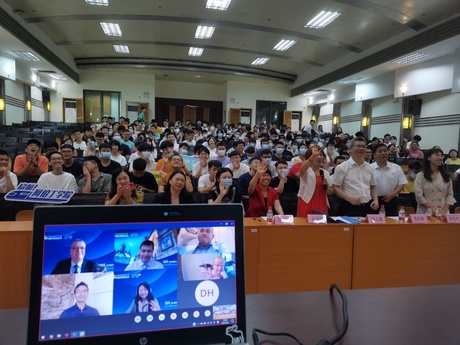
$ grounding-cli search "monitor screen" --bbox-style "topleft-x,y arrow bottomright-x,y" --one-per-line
28,204 -> 246,345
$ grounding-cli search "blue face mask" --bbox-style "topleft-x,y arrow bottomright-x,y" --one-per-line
264,158 -> 271,164
222,178 -> 233,188
108,131 -> 113,136
101,152 -> 111,160
249,143 -> 256,147
409,172 -> 417,179
180,149 -> 188,155
296,139 -> 303,144
313,138 -> 319,143
276,148 -> 284,154
390,139 -> 397,145
227,131 -> 232,135
292,145 -> 298,151
166,152 -> 174,159
281,168 -> 289,175
299,148 -> 307,155
129,129 -> 134,134
90,142 -> 96,148
268,143 -> 274,148
262,144 -> 269,150
235,135 -> 240,139
113,136 -> 121,141
218,133 -> 223,138
141,151 -> 151,158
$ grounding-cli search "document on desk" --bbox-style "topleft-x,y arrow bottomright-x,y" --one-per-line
331,216 -> 361,224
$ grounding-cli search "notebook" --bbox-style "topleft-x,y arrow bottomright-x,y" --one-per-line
28,204 -> 246,345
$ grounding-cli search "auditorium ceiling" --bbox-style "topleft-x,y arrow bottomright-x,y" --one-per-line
0,0 -> 459,95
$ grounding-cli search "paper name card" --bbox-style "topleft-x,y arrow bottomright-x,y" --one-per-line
274,215 -> 294,225
445,214 -> 460,223
366,214 -> 386,224
307,214 -> 327,224
408,214 -> 429,223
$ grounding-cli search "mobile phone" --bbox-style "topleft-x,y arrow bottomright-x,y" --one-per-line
128,182 -> 136,191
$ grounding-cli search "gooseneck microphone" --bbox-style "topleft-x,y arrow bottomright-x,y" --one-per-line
319,169 -> 328,191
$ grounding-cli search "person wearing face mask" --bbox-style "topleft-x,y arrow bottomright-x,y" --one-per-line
311,135 -> 323,148
291,143 -> 309,165
270,160 -> 299,194
272,142 -> 292,162
98,143 -> 121,175
83,137 -> 100,158
212,142 -> 231,166
254,137 -> 271,158
128,143 -> 156,173
208,168 -> 241,204
156,141 -> 175,174
402,160 -> 422,193
178,143 -> 190,157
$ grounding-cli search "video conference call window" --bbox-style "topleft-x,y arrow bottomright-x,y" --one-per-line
38,221 -> 237,341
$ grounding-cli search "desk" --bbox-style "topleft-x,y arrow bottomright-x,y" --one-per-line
244,217 -> 353,294
353,221 -> 460,288
0,221 -> 32,309
3,285 -> 460,345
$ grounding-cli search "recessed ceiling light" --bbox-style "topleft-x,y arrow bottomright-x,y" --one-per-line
392,52 -> 432,64
338,76 -> 366,84
85,0 -> 109,6
273,39 -> 297,51
205,0 -> 231,10
48,73 -> 68,81
113,45 -> 130,54
11,51 -> 41,61
188,47 -> 204,57
195,26 -> 215,39
100,22 -> 122,36
305,11 -> 342,29
251,57 -> 270,65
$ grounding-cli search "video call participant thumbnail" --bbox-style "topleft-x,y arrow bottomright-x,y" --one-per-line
126,282 -> 161,313
51,239 -> 98,274
177,228 -> 229,255
59,282 -> 100,319
125,240 -> 164,270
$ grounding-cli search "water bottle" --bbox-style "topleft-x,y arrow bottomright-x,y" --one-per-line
436,206 -> 443,222
398,206 -> 405,223
426,207 -> 433,220
379,205 -> 386,217
266,207 -> 273,224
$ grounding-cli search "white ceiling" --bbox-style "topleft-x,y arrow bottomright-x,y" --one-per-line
0,0 -> 459,93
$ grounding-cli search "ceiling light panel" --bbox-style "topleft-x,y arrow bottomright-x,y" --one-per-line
273,39 -> 297,51
392,53 -> 432,64
305,11 -> 342,29
11,51 -> 41,61
188,47 -> 204,57
85,0 -> 109,5
252,58 -> 270,65
48,73 -> 68,81
195,26 -> 215,39
205,0 -> 232,10
100,22 -> 122,36
113,45 -> 130,54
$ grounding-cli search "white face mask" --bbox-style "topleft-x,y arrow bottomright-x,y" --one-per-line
218,150 -> 226,156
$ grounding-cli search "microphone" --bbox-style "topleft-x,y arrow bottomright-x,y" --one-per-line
319,169 -> 328,191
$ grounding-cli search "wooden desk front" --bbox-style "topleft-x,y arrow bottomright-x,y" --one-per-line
0,221 -> 33,309
353,221 -> 460,289
244,218 -> 353,294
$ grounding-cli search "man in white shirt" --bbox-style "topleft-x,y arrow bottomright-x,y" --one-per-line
371,144 -> 407,216
226,151 -> 249,178
332,137 -> 379,216
0,149 -> 17,193
37,152 -> 78,191
198,160 -> 222,194
72,128 -> 87,157
125,240 -> 164,270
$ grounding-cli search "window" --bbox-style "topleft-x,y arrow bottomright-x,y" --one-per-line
256,101 -> 287,127
83,90 -> 121,122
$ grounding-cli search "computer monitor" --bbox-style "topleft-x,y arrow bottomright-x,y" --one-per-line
28,204 -> 246,345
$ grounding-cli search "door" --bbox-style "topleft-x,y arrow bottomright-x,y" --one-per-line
230,108 -> 241,125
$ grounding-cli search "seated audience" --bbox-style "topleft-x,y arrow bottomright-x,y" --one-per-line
208,167 -> 241,204
110,140 -> 128,167
226,151 -> 249,178
99,143 -> 121,175
106,167 -> 143,204
0,149 -> 18,192
192,147 -> 211,179
131,158 -> 158,193
270,159 -> 299,194
445,149 -> 460,166
14,139 -> 49,177
128,142 -> 156,173
158,154 -> 193,193
198,160 -> 222,194
152,170 -> 195,204
78,156 -> 112,193
60,144 -> 83,179
402,160 -> 422,193
37,152 -> 78,191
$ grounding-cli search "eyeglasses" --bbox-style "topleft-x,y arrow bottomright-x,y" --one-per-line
75,289 -> 88,294
171,158 -> 183,162
353,145 -> 367,149
71,246 -> 86,250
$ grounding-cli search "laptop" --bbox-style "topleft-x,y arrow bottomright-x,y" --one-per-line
28,204 -> 246,345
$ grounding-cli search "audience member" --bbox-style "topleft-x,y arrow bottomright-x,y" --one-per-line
153,170 -> 195,204
37,152 -> 77,191
0,149 -> 18,192
106,167 -> 143,204
131,158 -> 158,193
14,139 -> 49,177
78,156 -> 112,193
208,167 -> 241,204
198,160 -> 222,194
99,143 -> 121,174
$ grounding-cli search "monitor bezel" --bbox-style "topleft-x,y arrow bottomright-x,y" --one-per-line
28,204 -> 246,345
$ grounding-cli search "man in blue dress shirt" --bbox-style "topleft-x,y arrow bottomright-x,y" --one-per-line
60,282 -> 100,318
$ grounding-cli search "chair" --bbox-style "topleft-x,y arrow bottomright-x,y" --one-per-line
455,207 -> 460,214
15,209 -> 34,221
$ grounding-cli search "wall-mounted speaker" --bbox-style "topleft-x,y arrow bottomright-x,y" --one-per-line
312,106 -> 320,116
42,90 -> 50,103
408,99 -> 422,115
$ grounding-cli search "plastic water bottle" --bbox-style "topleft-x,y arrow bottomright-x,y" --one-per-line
398,206 -> 405,223
426,207 -> 433,220
436,206 -> 443,222
379,205 -> 386,217
266,207 -> 273,224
